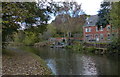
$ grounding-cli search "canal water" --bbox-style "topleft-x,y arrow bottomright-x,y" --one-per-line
20,46 -> 119,75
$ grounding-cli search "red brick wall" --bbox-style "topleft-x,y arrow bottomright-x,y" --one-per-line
83,25 -> 112,41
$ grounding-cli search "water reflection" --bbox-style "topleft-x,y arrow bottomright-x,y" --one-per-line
47,59 -> 57,74
81,56 -> 97,75
20,46 -> 118,75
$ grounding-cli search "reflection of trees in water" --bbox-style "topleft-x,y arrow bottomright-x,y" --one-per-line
93,55 -> 118,75
32,47 -> 118,75
46,49 -> 85,75
51,48 -> 71,75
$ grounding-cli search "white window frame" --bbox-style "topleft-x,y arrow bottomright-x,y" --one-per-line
100,26 -> 103,31
96,26 -> 98,32
100,34 -> 104,40
89,28 -> 91,32
85,28 -> 87,32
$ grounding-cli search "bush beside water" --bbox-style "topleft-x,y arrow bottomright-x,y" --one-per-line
107,38 -> 120,54
66,41 -> 119,55
66,42 -> 85,53
86,47 -> 96,53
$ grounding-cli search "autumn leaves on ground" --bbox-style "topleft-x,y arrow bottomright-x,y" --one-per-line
2,48 -> 52,75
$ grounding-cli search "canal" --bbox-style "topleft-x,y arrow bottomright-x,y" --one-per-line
20,46 -> 119,75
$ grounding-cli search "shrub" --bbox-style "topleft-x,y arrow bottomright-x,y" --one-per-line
108,38 -> 120,53
66,41 -> 84,52
23,32 -> 38,45
86,47 -> 96,53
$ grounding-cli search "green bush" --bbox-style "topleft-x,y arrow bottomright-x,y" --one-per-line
66,45 -> 73,49
72,44 -> 83,51
108,38 -> 120,53
66,42 -> 84,52
23,32 -> 39,45
86,47 -> 96,53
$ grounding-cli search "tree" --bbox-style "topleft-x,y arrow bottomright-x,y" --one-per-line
110,2 -> 120,37
2,2 -> 28,43
96,2 -> 111,28
22,31 -> 38,45
52,14 -> 86,37
46,24 -> 56,36
13,30 -> 25,43
52,1 -> 86,37
2,1 -> 59,47
108,2 -> 120,53
110,2 -> 120,29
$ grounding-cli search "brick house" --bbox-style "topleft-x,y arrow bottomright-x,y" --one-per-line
83,15 -> 116,42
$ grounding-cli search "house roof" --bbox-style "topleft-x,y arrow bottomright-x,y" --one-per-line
84,15 -> 98,27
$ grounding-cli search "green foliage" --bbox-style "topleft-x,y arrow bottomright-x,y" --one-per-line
66,42 -> 84,52
13,30 -> 25,43
96,2 -> 110,28
2,2 -> 34,43
47,24 -> 56,33
23,31 -> 38,45
66,45 -> 73,49
67,41 -> 96,53
86,47 -> 96,53
110,2 -> 120,28
108,38 -> 120,53
108,2 -> 120,53
2,2 -> 58,47
87,42 -> 107,45
46,24 -> 57,37
72,44 -> 83,52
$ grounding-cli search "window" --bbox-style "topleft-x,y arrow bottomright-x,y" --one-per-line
100,26 -> 103,31
87,21 -> 90,24
107,25 -> 111,31
85,28 -> 87,32
95,34 -> 98,37
85,28 -> 89,32
86,35 -> 89,40
95,34 -> 99,41
96,27 -> 98,32
89,28 -> 91,32
90,34 -> 93,40
100,34 -> 104,40
87,28 -> 89,32
85,27 -> 92,32
90,21 -> 92,23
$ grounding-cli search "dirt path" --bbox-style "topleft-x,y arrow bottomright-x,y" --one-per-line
2,48 -> 52,75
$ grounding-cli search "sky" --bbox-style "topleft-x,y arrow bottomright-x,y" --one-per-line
37,0 -> 104,15
54,0 -> 104,15
76,0 -> 104,15
59,0 -> 104,15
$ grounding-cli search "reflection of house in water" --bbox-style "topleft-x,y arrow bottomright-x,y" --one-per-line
49,37 -> 82,46
83,15 -> 117,42
49,37 -> 67,45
